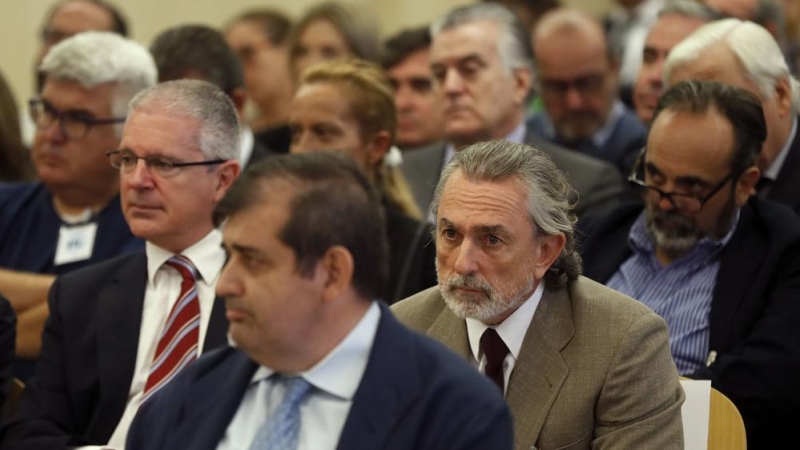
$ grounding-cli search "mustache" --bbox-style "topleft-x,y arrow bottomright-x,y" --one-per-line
443,274 -> 492,296
649,208 -> 698,236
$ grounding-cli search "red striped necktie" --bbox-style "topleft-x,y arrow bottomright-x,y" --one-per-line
143,255 -> 200,401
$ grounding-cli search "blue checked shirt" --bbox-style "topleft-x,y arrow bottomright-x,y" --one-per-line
607,211 -> 739,375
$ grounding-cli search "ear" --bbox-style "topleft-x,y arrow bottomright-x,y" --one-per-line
228,87 -> 249,119
512,67 -> 533,106
213,160 -> 242,203
773,77 -> 792,119
319,245 -> 355,302
532,232 -> 566,281
736,166 -> 760,205
364,130 -> 391,167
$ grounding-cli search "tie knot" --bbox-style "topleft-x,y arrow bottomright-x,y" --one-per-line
480,328 -> 509,367
282,376 -> 312,406
166,255 -> 198,283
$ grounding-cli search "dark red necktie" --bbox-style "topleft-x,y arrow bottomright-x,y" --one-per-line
143,255 -> 200,401
480,327 -> 510,393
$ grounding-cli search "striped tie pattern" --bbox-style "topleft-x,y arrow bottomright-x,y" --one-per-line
143,255 -> 200,401
249,376 -> 312,450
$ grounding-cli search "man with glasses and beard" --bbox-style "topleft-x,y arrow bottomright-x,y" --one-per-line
581,79 -> 800,450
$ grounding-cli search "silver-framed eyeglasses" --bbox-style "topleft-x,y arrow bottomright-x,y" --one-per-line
29,98 -> 126,141
628,149 -> 735,214
106,150 -> 227,178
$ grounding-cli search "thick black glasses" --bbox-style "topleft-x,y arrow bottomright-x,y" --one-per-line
29,98 -> 126,141
628,150 -> 735,213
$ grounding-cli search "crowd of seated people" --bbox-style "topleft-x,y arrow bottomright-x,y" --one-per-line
0,0 -> 799,449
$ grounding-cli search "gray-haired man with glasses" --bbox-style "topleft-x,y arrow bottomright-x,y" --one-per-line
0,31 -> 155,377
1,79 -> 241,449
582,79 -> 800,449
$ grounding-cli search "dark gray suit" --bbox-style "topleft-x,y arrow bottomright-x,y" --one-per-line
401,130 -> 625,222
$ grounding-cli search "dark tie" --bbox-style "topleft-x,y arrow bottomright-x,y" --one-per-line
143,255 -> 200,401
480,328 -> 510,393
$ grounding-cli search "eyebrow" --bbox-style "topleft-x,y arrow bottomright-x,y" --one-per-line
439,217 -> 511,237
645,161 -> 712,187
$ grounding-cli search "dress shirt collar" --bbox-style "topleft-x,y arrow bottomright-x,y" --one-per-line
465,281 -> 544,363
145,229 -> 225,287
249,301 -> 381,401
764,116 -> 797,181
239,126 -> 254,168
628,209 -> 740,266
538,100 -> 626,149
444,122 -> 527,168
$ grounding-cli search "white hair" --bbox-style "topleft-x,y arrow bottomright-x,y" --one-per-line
431,3 -> 533,75
129,80 -> 241,161
664,19 -> 800,111
40,31 -> 157,121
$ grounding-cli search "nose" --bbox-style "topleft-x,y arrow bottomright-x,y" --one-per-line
452,239 -> 479,276
564,86 -> 584,110
442,69 -> 465,95
290,132 -> 315,154
123,159 -> 155,189
395,87 -> 414,112
41,118 -> 67,143
215,260 -> 242,299
647,61 -> 664,88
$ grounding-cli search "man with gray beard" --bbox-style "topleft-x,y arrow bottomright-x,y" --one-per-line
392,140 -> 684,450
582,79 -> 800,450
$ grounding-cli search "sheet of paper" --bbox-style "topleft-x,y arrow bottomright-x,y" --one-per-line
680,379 -> 711,450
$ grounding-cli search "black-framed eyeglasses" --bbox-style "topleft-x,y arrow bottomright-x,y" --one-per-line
106,150 -> 227,178
538,73 -> 607,98
628,149 -> 736,214
29,98 -> 126,141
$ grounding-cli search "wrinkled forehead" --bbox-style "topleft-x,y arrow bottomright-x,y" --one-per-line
431,21 -> 503,66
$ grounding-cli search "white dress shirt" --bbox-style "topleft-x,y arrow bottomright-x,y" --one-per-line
217,302 -> 381,450
74,230 -> 226,450
465,281 -> 545,396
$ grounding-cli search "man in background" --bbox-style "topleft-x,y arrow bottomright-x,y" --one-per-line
382,26 -> 445,151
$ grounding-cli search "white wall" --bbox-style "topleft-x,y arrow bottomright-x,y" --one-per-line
0,0 -> 611,117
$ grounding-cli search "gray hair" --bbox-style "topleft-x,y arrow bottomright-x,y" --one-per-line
658,0 -> 718,21
128,80 -> 241,161
40,31 -> 157,122
431,3 -> 533,75
664,18 -> 800,111
431,140 -> 581,289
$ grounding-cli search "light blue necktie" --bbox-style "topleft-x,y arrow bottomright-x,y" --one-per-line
249,376 -> 313,450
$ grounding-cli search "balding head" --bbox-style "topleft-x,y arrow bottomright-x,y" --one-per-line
533,8 -> 619,144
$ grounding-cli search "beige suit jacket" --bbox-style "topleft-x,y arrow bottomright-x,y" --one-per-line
391,277 -> 684,450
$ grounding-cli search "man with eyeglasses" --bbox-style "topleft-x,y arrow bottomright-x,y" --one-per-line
528,8 -> 647,176
0,79 -> 241,449
0,32 -> 154,378
581,79 -> 800,450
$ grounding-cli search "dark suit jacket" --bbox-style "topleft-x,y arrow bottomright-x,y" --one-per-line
581,199 -> 800,450
527,106 -> 646,176
0,295 -> 15,411
392,279 -> 684,450
125,303 -> 513,450
765,125 -> 800,213
0,252 -> 230,449
401,130 -> 624,223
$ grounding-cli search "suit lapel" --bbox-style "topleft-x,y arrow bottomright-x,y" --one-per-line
506,288 -> 573,450
768,128 -> 800,211
166,350 -> 258,450
96,253 -> 148,435
426,303 -> 471,360
203,296 -> 228,350
337,304 -> 422,449
711,203 -> 764,350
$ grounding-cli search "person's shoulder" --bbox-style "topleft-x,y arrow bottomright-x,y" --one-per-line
390,286 -> 446,330
402,142 -> 446,166
746,198 -> 800,239
0,181 -> 45,207
57,251 -> 146,285
567,276 -> 664,328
